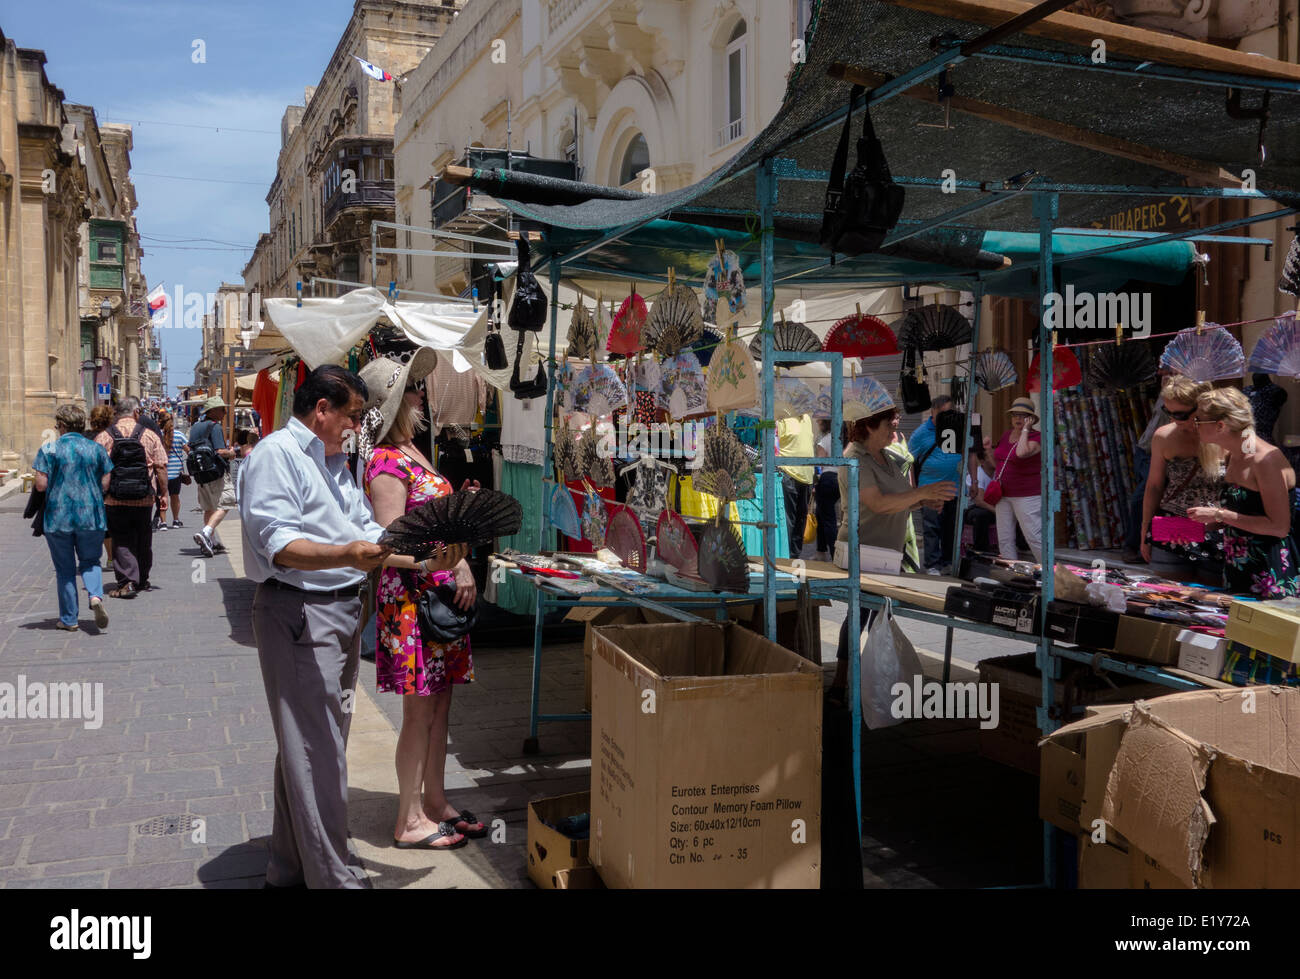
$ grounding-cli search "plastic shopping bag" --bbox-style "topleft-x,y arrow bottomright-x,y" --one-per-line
859,599 -> 924,730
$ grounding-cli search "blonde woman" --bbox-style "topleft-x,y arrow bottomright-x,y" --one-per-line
1187,387 -> 1300,597
1138,375 -> 1222,581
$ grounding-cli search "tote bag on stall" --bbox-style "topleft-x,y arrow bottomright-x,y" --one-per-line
860,599 -> 924,730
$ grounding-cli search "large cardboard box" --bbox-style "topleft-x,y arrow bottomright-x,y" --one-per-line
1078,835 -> 1129,889
1038,703 -> 1129,839
1050,688 -> 1300,888
1038,740 -> 1084,833
1225,600 -> 1300,664
590,622 -> 822,888
1129,847 -> 1190,889
527,791 -> 592,890
1112,614 -> 1181,665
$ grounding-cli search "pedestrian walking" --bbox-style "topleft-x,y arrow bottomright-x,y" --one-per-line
360,351 -> 482,851
239,365 -> 436,888
31,405 -> 113,630
155,409 -> 189,532
189,397 -> 238,557
94,399 -> 168,598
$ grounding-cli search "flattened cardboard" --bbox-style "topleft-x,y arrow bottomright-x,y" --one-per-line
527,791 -> 592,890
590,621 -> 822,888
1225,601 -> 1300,664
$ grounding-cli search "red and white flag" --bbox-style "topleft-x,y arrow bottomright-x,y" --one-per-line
353,56 -> 394,82
146,283 -> 167,322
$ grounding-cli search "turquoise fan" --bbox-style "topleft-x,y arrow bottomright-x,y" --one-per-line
548,482 -> 581,539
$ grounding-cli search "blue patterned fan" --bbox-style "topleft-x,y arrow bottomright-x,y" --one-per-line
773,375 -> 818,419
548,482 -> 581,539
974,350 -> 1018,393
1159,325 -> 1244,383
1248,314 -> 1300,379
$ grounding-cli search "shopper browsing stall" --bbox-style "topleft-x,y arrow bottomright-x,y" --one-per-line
1188,386 -> 1300,598
986,397 -> 1043,564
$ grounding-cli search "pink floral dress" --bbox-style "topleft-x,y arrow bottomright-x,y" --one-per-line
364,446 -> 474,695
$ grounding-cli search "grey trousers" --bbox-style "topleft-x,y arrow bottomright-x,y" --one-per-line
252,582 -> 365,889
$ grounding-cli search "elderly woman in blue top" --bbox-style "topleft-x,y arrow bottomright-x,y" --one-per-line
907,395 -> 963,574
32,404 -> 113,631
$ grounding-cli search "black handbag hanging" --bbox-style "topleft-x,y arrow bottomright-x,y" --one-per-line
401,570 -> 478,643
507,235 -> 547,332
820,84 -> 905,257
509,328 -> 548,399
899,347 -> 932,414
483,277 -> 509,371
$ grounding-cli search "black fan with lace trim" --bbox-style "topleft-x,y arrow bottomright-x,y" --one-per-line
895,304 -> 972,352
1088,343 -> 1157,391
698,517 -> 749,593
379,489 -> 522,558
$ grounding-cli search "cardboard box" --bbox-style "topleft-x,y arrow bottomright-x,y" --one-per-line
1112,614 -> 1181,665
553,866 -> 605,889
1225,600 -> 1300,664
1052,688 -> 1300,888
1176,630 -> 1228,680
1039,703 -> 1129,845
1078,835 -> 1129,889
590,622 -> 822,888
1038,740 -> 1084,833
573,608 -> 646,712
1129,847 -> 1190,890
527,791 -> 592,890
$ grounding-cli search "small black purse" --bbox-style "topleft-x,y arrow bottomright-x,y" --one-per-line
507,235 -> 547,332
820,84 -> 905,258
899,347 -> 931,414
402,571 -> 477,643
483,279 -> 509,371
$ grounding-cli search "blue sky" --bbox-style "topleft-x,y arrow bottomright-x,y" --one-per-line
4,0 -> 359,394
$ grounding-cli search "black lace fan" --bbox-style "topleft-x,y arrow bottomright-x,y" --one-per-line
698,517 -> 749,593
747,318 -> 822,367
895,304 -> 972,352
1282,236 -> 1300,297
380,489 -> 523,558
1088,343 -> 1157,391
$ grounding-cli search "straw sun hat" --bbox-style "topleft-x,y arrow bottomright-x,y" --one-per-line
357,347 -> 438,459
1007,396 -> 1038,420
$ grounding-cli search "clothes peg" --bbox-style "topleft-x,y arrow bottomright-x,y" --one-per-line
1052,331 -> 1059,348
855,302 -> 862,318
388,280 -> 398,302
472,286 -> 479,313
1115,323 -> 1123,346
1196,310 -> 1206,334
668,267 -> 676,291
296,281 -> 303,308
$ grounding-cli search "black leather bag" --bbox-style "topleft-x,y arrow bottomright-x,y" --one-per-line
483,279 -> 509,371
403,572 -> 478,643
899,348 -> 931,414
820,85 -> 905,257
509,328 -> 548,400
507,235 -> 547,332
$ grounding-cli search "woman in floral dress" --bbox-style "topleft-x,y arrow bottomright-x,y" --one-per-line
1188,386 -> 1300,598
361,350 -> 487,851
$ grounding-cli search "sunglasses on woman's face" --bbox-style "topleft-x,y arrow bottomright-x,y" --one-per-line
1168,408 -> 1196,421
1193,417 -> 1219,426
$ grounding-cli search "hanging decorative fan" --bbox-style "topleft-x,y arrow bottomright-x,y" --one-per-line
824,313 -> 898,357
703,249 -> 746,324
1088,343 -> 1157,391
591,295 -> 610,357
773,375 -> 818,419
578,429 -> 615,487
694,424 -> 756,502
379,489 -> 523,558
698,517 -> 749,593
687,324 -> 725,367
553,419 -> 580,483
567,295 -> 599,361
548,482 -> 581,539
706,338 -> 759,412
895,304 -> 972,352
842,375 -> 896,422
748,319 -> 822,367
1027,345 -> 1084,393
1280,236 -> 1300,297
605,504 -> 647,572
658,351 -> 709,419
569,363 -> 628,416
655,509 -> 699,574
607,290 -> 648,356
1248,314 -> 1300,379
642,283 -> 704,356
974,350 -> 1018,393
1159,325 -> 1245,383
580,486 -> 608,547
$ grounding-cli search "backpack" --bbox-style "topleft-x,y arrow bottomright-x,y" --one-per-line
186,421 -> 226,485
107,423 -> 153,500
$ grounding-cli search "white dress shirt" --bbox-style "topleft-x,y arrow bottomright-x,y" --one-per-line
238,415 -> 385,591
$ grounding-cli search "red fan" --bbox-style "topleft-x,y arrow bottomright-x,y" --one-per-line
824,313 -> 898,358
1027,346 -> 1083,393
607,291 -> 648,356
655,509 -> 699,575
605,503 -> 647,572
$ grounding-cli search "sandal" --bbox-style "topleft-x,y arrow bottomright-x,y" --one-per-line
393,822 -> 467,850
108,584 -> 137,600
447,809 -> 488,839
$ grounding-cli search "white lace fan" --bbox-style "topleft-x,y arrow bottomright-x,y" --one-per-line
1159,324 -> 1244,383
1248,314 -> 1300,379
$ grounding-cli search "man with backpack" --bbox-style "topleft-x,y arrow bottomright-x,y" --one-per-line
188,396 -> 239,558
94,400 -> 169,598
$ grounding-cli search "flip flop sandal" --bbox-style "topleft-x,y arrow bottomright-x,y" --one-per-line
448,809 -> 489,839
393,822 -> 467,850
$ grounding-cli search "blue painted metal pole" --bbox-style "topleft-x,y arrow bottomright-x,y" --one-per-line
1034,191 -> 1060,887
759,160 -> 779,641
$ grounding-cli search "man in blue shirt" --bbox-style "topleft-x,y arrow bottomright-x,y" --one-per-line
908,395 -> 962,574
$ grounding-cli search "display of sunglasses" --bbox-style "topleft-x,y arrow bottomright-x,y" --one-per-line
1167,408 -> 1195,421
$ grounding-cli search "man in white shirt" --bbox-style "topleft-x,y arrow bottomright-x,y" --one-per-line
239,365 -> 390,888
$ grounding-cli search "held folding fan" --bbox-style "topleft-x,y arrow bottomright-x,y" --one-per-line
1247,313 -> 1300,379
380,489 -> 523,558
1159,324 -> 1245,383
